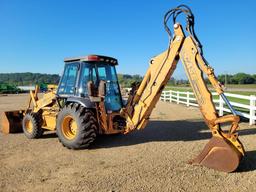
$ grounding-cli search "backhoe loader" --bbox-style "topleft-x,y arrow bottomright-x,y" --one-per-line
1,5 -> 245,172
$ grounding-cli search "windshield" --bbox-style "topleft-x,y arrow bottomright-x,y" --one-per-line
79,62 -> 122,111
58,63 -> 79,95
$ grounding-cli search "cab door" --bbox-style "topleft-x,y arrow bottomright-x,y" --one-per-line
57,63 -> 79,95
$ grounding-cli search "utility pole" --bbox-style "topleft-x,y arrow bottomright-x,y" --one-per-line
224,71 -> 228,87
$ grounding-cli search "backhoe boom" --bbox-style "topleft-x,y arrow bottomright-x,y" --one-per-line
124,24 -> 185,132
122,6 -> 244,172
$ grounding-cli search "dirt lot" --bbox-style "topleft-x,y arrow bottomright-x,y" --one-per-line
1,94 -> 256,192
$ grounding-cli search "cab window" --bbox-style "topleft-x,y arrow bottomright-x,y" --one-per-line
79,64 -> 97,95
58,63 -> 78,95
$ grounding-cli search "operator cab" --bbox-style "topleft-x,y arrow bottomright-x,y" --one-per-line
57,55 -> 123,111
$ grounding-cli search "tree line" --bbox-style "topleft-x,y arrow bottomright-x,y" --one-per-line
0,73 -> 143,87
0,73 -> 60,86
0,73 -> 60,93
167,73 -> 256,86
217,73 -> 256,84
0,72 -> 255,93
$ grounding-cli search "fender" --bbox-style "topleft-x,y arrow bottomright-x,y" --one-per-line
66,96 -> 96,108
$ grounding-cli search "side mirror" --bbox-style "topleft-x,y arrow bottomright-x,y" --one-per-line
98,80 -> 106,97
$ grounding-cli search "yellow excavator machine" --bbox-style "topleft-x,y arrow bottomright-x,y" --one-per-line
1,5 -> 244,173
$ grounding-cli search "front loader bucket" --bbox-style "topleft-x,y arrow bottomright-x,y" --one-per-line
189,136 -> 243,173
1,110 -> 24,134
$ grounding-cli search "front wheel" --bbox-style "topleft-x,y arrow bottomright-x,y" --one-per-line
56,103 -> 97,149
22,112 -> 44,139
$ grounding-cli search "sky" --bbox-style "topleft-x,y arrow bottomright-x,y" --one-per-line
0,0 -> 256,79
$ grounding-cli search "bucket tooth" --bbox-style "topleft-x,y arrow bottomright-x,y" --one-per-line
189,136 -> 243,173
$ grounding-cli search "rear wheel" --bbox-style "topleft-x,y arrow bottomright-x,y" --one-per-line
22,112 -> 44,139
56,103 -> 97,149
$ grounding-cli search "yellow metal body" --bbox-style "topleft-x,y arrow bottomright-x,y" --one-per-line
1,110 -> 24,133
124,24 -> 185,131
122,23 -> 244,157
1,85 -> 58,134
179,36 -> 244,155
94,98 -> 124,134
27,85 -> 58,131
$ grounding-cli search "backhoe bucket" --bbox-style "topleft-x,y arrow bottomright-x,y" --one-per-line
1,110 -> 24,134
189,136 -> 243,172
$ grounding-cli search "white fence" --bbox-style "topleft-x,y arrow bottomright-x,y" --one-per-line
160,90 -> 256,125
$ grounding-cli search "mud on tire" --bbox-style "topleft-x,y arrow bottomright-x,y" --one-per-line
56,103 -> 97,149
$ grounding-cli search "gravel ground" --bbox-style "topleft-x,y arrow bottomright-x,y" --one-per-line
0,94 -> 256,192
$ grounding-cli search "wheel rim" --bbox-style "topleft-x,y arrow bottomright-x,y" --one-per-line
24,119 -> 33,133
61,115 -> 78,140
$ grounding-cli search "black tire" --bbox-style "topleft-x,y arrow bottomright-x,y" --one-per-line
56,103 -> 97,149
22,112 -> 44,139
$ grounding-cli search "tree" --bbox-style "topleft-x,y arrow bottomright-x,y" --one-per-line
117,73 -> 143,87
231,73 -> 255,84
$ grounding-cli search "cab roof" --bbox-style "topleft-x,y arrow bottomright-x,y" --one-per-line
64,55 -> 118,65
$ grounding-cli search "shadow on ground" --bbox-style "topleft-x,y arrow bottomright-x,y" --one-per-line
238,127 -> 256,137
91,120 -> 256,149
38,119 -> 210,144
41,132 -> 57,139
3,118 -> 255,172
91,120 -> 211,149
33,119 -> 256,150
237,150 -> 256,172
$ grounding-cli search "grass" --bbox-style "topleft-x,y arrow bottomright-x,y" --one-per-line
166,83 -> 256,89
225,84 -> 256,89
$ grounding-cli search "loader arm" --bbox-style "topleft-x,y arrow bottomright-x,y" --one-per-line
122,5 -> 244,172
